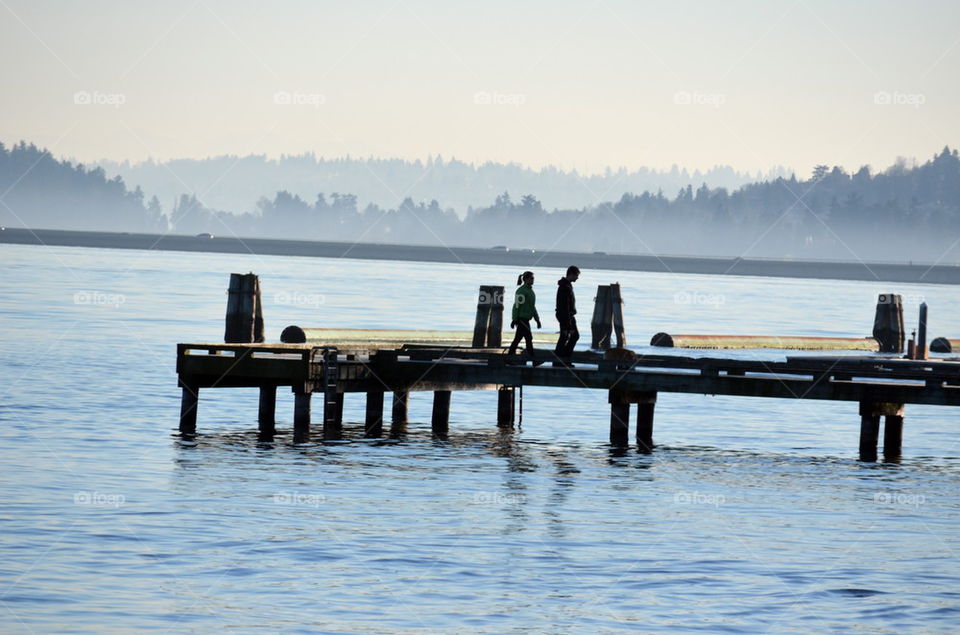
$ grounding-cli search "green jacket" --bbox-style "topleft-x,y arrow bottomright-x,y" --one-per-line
512,284 -> 539,321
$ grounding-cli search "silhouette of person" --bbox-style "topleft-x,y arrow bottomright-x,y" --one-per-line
553,265 -> 580,367
508,271 -> 544,366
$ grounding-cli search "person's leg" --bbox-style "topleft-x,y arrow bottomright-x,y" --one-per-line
508,323 -> 524,355
565,318 -> 579,357
554,317 -> 567,357
520,319 -> 534,358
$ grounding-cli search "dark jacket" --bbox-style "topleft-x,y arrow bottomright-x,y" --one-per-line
555,278 -> 576,321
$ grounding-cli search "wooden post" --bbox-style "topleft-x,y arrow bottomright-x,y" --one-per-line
179,382 -> 199,435
609,391 -> 630,447
497,387 -> 515,427
859,402 -> 903,461
432,390 -> 451,436
872,293 -> 904,354
636,391 -> 657,452
294,390 -> 311,443
473,286 -> 494,347
592,285 -> 613,350
258,386 -> 276,435
486,286 -> 505,347
323,393 -> 344,440
917,302 -> 928,360
364,392 -> 384,437
225,273 -> 264,343
883,415 -> 904,460
610,283 -> 626,349
392,391 -> 408,426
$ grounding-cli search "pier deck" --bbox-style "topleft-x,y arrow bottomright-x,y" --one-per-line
176,342 -> 960,460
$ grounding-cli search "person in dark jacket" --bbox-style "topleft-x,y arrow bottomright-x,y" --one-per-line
553,265 -> 580,367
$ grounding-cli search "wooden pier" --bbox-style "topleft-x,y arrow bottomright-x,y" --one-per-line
175,276 -> 960,461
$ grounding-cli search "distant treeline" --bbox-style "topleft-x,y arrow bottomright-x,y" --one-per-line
2,140 -> 959,262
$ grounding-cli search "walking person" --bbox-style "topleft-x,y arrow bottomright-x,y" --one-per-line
507,271 -> 544,366
553,265 -> 580,367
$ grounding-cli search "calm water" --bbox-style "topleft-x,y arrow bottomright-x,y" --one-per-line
1,242 -> 959,634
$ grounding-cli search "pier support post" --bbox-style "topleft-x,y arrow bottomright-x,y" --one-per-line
859,402 -> 903,461
592,285 -> 613,350
323,392 -> 344,440
609,393 -> 630,447
365,391 -> 384,437
635,392 -> 657,452
258,386 -> 276,436
497,387 -> 515,427
432,391 -> 451,437
392,391 -> 409,427
872,294 -> 904,354
179,382 -> 199,435
883,414 -> 905,461
294,390 -> 311,443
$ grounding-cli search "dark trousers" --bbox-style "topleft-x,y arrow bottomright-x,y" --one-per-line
555,316 -> 579,359
508,318 -> 534,357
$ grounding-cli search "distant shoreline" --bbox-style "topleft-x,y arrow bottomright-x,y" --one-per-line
2,227 -> 958,285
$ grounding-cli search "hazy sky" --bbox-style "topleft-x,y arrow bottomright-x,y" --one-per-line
2,0 -> 958,176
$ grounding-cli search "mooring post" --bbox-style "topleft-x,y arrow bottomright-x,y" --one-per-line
610,283 -> 627,349
473,286 -> 495,347
294,390 -> 311,443
917,302 -> 928,360
486,286 -> 505,347
432,390 -> 451,436
365,391 -> 384,437
497,387 -> 515,427
258,386 -> 276,435
609,390 -> 630,447
392,391 -> 409,426
225,272 -> 265,343
592,285 -> 613,350
179,381 -> 199,435
883,414 -> 905,461
872,293 -> 904,354
635,391 -> 657,452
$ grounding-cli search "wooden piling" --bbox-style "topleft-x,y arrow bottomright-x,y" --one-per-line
323,392 -> 344,439
917,303 -> 928,360
392,391 -> 409,426
872,294 -> 904,354
497,387 -> 515,427
365,391 -> 384,437
610,283 -> 626,349
859,402 -> 904,461
432,390 -> 451,436
179,382 -> 198,435
609,391 -> 630,447
883,415 -> 904,460
592,285 -> 613,350
294,390 -> 311,443
635,392 -> 657,452
473,286 -> 495,347
486,286 -> 505,347
258,386 -> 276,435
224,273 -> 264,343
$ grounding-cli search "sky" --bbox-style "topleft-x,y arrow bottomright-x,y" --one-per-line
1,0 -> 958,177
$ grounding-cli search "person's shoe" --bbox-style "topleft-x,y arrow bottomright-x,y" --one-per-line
531,359 -> 545,367
551,361 -> 565,367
